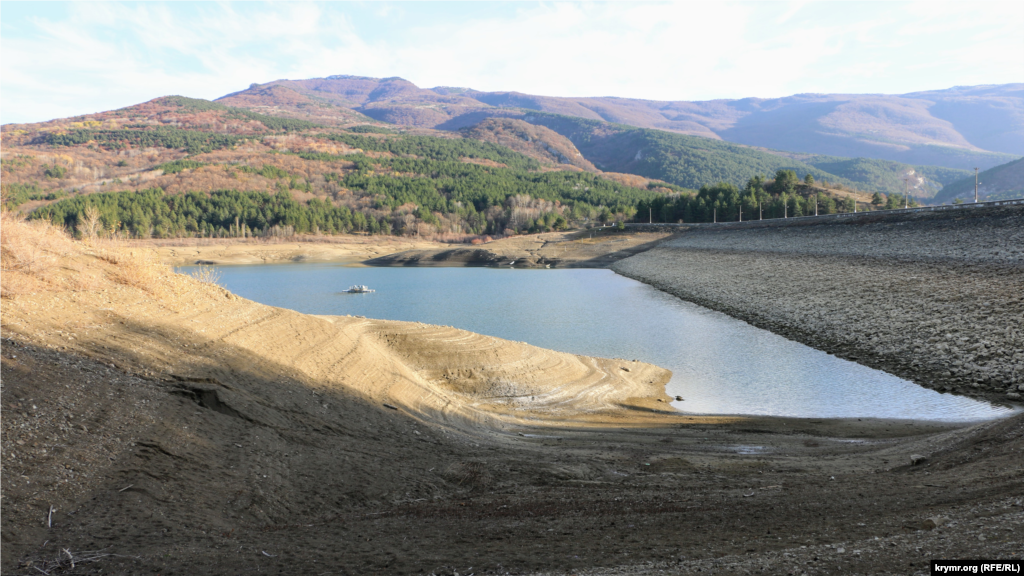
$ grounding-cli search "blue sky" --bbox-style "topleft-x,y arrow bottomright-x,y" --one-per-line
2,1 -> 1023,124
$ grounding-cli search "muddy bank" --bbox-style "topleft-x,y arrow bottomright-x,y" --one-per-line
366,229 -> 673,268
613,205 -> 1024,404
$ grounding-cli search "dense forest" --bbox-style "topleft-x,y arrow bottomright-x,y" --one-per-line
30,131 -> 664,238
634,170 -> 917,224
34,188 -> 377,238
42,127 -> 249,155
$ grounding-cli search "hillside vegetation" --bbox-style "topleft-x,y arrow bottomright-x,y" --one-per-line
223,80 -> 998,200
932,158 -> 1024,204
1,97 -> 666,238
227,76 -> 1023,169
635,170 -> 900,224
5,85 -> 1013,241
506,112 -> 969,200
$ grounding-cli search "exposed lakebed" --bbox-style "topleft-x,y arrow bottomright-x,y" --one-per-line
189,263 -> 1013,421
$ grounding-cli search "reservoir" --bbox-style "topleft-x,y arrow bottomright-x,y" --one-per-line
190,263 -> 1013,422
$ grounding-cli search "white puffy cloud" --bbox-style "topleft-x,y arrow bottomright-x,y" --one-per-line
2,1 -> 1021,124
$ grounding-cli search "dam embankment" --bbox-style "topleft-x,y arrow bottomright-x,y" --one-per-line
613,204 -> 1024,403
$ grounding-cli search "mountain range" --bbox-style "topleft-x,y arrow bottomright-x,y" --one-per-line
2,77 -> 1021,236
219,76 -> 1023,171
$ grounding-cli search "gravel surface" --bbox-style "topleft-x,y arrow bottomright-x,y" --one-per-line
613,206 -> 1024,404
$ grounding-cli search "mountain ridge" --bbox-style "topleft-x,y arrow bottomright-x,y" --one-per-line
219,76 -> 1023,170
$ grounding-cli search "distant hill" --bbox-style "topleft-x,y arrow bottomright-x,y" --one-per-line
932,158 -> 1024,204
0,95 -> 671,237
461,112 -> 974,198
457,118 -> 597,173
219,77 -> 1023,170
770,154 -> 972,199
4,91 -> 965,240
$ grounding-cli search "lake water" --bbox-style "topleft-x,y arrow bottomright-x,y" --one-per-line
186,263 -> 1013,421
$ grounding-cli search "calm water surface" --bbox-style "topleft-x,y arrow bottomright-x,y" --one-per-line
188,264 -> 1013,421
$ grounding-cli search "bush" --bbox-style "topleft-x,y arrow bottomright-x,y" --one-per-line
44,164 -> 67,179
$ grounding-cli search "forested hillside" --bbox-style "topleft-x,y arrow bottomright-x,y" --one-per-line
793,156 -> 972,199
6,84 -> 1014,243
932,158 -> 1024,204
634,169 -> 911,225
1,97 -> 663,238
202,83 -> 994,200
503,112 -> 972,199
223,76 -> 1023,169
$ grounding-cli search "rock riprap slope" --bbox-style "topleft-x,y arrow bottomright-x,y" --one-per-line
613,206 -> 1024,402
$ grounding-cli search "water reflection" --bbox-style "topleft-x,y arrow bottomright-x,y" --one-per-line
184,264 -> 1014,422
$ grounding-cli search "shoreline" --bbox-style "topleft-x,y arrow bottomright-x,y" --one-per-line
148,236 -> 452,266
148,222 -> 1019,409
3,215 -> 1023,574
612,205 -> 1024,407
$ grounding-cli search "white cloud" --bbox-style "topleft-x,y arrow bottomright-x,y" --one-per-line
2,1 -> 1022,124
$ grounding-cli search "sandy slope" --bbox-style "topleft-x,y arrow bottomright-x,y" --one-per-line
0,247 -> 670,431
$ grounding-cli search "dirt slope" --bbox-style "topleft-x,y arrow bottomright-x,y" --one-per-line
3,217 -> 1023,575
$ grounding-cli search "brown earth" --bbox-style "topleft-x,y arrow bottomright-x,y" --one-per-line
2,217 -> 1023,575
145,236 -> 453,267
365,229 -> 675,269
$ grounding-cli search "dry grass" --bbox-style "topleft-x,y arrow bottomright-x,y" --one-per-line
1,210 -> 171,298
188,265 -> 222,287
0,211 -> 77,297
93,237 -> 167,293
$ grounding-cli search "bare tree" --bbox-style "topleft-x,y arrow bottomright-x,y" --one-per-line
76,206 -> 103,239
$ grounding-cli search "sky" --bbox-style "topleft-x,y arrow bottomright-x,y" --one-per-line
2,1 -> 1023,124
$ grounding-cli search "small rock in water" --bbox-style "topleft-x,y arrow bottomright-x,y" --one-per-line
910,454 -> 927,466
